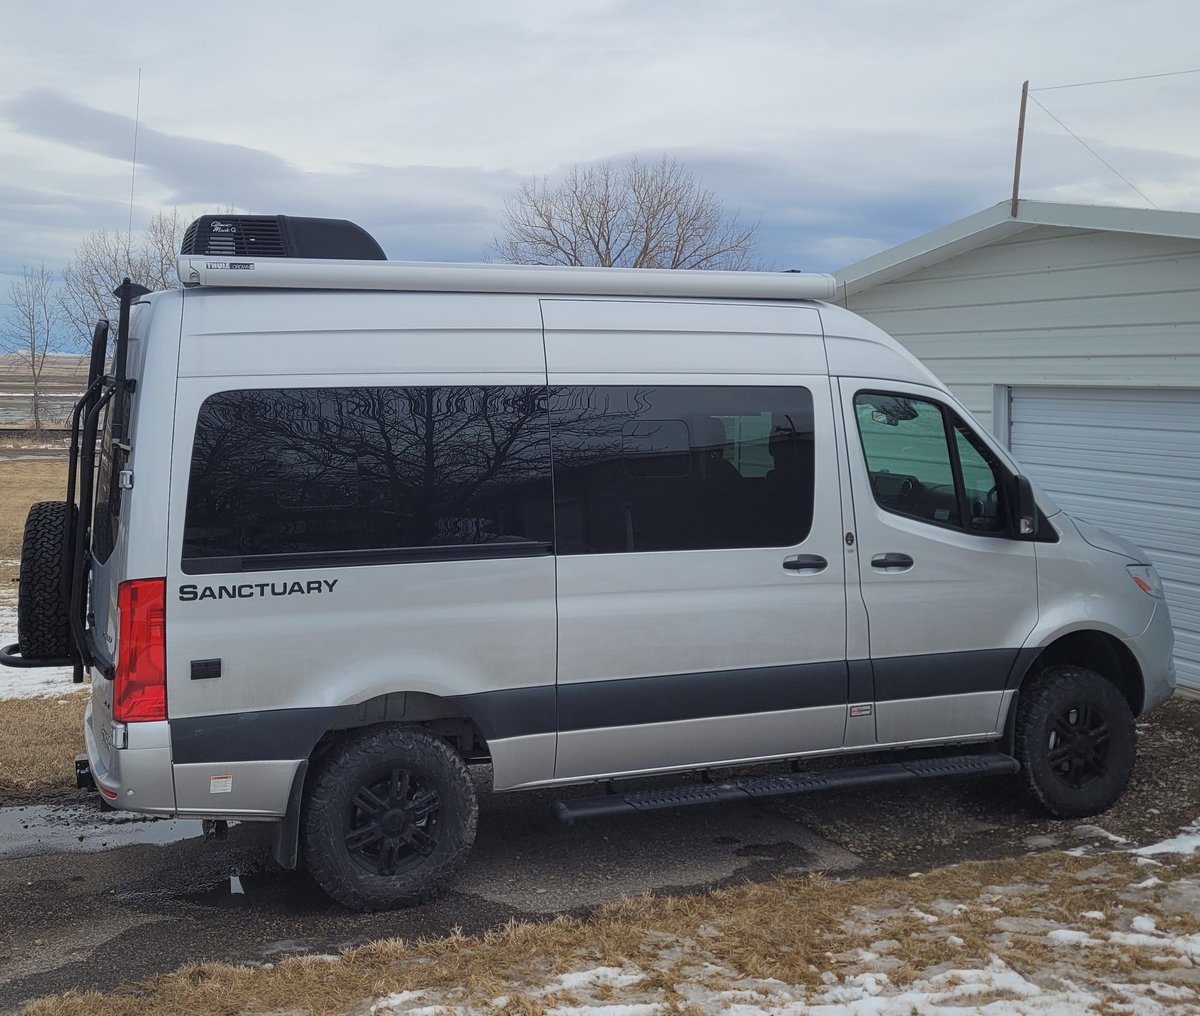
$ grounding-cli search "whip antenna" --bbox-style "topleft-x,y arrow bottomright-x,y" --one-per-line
127,67 -> 142,241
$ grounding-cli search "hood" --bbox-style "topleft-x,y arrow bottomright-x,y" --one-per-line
1070,517 -> 1150,564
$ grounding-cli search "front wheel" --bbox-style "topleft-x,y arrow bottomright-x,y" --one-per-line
1014,665 -> 1136,818
303,724 -> 478,910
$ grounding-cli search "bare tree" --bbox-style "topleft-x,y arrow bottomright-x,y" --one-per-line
491,157 -> 760,270
2,265 -> 65,431
59,209 -> 189,342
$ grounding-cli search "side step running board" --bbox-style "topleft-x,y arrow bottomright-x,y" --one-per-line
552,752 -> 1019,824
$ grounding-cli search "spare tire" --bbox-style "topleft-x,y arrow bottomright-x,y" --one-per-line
17,500 -> 76,661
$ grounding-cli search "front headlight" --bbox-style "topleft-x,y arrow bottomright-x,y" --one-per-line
1128,564 -> 1165,598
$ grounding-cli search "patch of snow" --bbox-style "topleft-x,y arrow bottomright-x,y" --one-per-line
1071,824 -> 1128,844
370,991 -> 427,1012
1081,911 -> 1106,921
545,968 -> 645,992
1134,820 -> 1200,858
1132,916 -> 1158,934
1107,930 -> 1200,958
1048,929 -> 1097,946
0,598 -> 85,699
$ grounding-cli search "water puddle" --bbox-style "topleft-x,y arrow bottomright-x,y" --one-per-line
0,802 -> 205,858
182,867 -> 333,915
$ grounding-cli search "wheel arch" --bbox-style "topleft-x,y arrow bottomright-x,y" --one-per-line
272,691 -> 490,872
318,691 -> 490,761
1013,628 -> 1145,715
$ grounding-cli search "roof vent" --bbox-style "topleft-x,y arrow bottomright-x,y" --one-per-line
180,215 -> 387,260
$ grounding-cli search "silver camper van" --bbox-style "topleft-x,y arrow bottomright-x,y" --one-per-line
2,216 -> 1175,909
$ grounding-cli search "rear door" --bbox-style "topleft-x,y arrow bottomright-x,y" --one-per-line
544,300 -> 849,780
838,378 -> 1038,744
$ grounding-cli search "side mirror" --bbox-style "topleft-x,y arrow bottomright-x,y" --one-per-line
1013,474 -> 1038,538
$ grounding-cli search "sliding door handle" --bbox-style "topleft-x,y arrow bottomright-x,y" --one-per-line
871,552 -> 914,571
783,554 -> 828,573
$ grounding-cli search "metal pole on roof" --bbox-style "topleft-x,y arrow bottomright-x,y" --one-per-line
1010,80 -> 1029,218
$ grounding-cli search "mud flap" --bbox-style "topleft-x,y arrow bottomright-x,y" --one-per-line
271,760 -> 309,870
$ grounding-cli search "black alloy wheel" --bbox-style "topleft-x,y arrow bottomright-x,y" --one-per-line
304,724 -> 478,910
1015,664 -> 1135,818
344,766 -> 441,876
1044,701 -> 1110,790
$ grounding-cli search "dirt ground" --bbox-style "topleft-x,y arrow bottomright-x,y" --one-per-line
1,697 -> 1197,1013
775,695 -> 1200,877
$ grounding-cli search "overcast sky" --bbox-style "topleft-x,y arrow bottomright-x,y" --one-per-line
2,0 -> 1199,316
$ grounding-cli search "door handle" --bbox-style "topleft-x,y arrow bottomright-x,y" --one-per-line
782,554 -> 828,573
871,552 -> 914,571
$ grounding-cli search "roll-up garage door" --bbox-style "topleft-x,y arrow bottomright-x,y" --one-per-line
1009,386 -> 1200,691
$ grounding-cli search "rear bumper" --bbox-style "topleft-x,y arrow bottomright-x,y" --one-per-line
83,701 -> 177,814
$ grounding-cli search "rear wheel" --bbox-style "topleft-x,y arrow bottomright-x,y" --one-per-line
17,501 -> 76,660
1015,665 -> 1136,818
303,724 -> 478,910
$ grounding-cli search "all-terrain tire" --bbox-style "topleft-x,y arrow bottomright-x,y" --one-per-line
17,500 -> 76,661
1014,665 -> 1136,818
303,724 -> 478,910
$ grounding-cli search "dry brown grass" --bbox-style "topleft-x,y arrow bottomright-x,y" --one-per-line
0,458 -> 84,801
15,849 -> 1200,1016
0,694 -> 87,799
0,459 -> 69,585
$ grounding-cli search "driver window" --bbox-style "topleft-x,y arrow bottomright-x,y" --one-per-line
854,392 -> 1010,536
854,393 -> 960,527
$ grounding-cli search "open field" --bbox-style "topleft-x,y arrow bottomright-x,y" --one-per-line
0,356 -> 89,385
0,459 -> 69,586
0,357 -> 89,430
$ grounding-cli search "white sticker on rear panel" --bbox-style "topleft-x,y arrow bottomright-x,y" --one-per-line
210,775 -> 233,794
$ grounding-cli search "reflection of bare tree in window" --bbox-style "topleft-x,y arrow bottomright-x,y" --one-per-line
185,386 -> 555,558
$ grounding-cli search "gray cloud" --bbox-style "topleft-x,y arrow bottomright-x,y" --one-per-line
3,80 -> 1199,300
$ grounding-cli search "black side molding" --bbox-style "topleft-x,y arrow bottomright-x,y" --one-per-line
552,752 -> 1020,824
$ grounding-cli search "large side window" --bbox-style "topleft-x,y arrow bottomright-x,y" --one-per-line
183,386 -> 553,571
853,391 -> 1008,534
549,385 -> 815,553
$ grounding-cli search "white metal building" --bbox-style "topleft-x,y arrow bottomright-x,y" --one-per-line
835,199 -> 1200,692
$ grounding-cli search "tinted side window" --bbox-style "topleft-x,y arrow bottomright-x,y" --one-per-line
93,394 -> 131,565
854,392 -> 1008,534
549,385 -> 815,553
954,423 -> 1008,533
184,386 -> 552,570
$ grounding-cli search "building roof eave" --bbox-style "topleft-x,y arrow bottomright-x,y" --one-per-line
834,199 -> 1200,300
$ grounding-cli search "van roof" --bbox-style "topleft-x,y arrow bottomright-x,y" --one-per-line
176,256 -> 837,302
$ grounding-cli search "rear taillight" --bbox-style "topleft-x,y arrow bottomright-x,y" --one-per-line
113,578 -> 167,723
